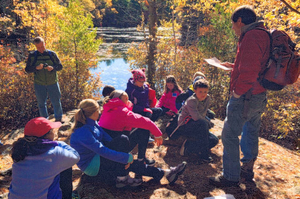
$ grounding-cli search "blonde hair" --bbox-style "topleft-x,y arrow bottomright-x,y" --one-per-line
103,90 -> 126,105
193,72 -> 206,80
72,99 -> 99,132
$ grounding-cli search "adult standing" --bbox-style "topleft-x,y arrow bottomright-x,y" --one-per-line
209,5 -> 270,187
25,37 -> 64,122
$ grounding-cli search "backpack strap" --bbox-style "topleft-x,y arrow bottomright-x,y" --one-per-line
254,28 -> 274,81
31,50 -> 38,67
47,50 -> 57,65
31,50 -> 56,67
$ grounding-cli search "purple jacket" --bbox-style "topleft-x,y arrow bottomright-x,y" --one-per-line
125,78 -> 149,113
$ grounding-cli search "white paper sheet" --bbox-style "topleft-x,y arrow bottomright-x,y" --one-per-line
204,57 -> 232,71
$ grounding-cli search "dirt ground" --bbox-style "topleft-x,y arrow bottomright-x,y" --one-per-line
0,112 -> 300,199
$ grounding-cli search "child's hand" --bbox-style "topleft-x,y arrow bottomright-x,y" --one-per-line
154,136 -> 163,146
166,111 -> 175,117
143,108 -> 153,114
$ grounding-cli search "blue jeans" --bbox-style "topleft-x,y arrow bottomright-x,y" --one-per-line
222,92 -> 267,181
34,82 -> 63,120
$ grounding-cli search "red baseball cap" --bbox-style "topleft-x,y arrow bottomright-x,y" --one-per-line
24,117 -> 62,137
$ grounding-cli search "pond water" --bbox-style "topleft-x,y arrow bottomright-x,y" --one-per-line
90,58 -> 132,95
92,27 -> 146,96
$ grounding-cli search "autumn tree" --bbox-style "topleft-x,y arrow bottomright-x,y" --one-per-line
56,0 -> 102,105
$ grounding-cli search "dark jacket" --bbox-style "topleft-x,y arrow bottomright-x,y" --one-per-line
175,84 -> 194,110
25,50 -> 63,86
125,78 -> 150,113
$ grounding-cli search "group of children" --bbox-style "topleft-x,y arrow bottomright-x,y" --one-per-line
8,69 -> 219,198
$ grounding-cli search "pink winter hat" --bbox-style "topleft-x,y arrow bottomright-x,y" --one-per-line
132,69 -> 146,82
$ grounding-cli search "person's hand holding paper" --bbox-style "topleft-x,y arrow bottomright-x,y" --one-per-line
204,57 -> 233,71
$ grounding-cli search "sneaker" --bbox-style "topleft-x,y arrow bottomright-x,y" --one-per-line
179,139 -> 187,156
116,176 -> 143,188
199,155 -> 213,163
209,175 -> 239,187
148,137 -> 155,143
166,161 -> 187,185
144,158 -> 155,166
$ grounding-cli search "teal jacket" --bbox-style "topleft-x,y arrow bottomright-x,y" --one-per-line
25,50 -> 63,86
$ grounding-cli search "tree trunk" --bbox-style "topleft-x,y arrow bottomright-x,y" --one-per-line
74,39 -> 79,104
147,0 -> 157,88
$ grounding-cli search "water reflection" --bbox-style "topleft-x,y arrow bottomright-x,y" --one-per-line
93,27 -> 145,96
91,58 -> 132,96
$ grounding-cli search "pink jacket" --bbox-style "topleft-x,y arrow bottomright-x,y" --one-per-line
156,90 -> 181,113
98,98 -> 162,137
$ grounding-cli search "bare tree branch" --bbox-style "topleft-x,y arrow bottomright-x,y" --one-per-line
280,0 -> 300,15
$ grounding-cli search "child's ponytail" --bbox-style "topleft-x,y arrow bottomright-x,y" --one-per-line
72,99 -> 99,132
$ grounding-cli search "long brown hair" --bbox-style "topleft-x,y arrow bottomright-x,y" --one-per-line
164,75 -> 182,93
72,99 -> 99,132
11,131 -> 52,163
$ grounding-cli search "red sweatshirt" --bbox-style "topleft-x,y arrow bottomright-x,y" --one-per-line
230,22 -> 270,95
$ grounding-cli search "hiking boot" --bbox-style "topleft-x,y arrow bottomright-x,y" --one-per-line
166,161 -> 187,185
179,139 -> 188,156
241,158 -> 256,181
209,175 -> 239,187
115,176 -> 143,188
55,119 -> 65,124
240,169 -> 254,182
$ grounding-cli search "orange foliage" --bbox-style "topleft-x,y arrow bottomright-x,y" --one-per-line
0,46 -> 39,132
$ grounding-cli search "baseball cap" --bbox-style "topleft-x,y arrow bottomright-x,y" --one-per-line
24,117 -> 62,137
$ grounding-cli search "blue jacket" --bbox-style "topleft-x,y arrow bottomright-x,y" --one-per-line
125,78 -> 149,113
9,142 -> 79,199
70,118 -> 130,172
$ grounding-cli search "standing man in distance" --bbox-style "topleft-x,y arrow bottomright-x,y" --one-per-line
209,5 -> 270,187
25,37 -> 64,122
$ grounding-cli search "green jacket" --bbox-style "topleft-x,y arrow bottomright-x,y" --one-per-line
25,50 -> 63,86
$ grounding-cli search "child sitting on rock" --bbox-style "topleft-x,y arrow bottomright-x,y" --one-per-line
9,117 -> 79,199
176,72 -> 215,120
156,75 -> 182,116
125,68 -> 162,122
71,99 -> 186,188
175,79 -> 219,163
